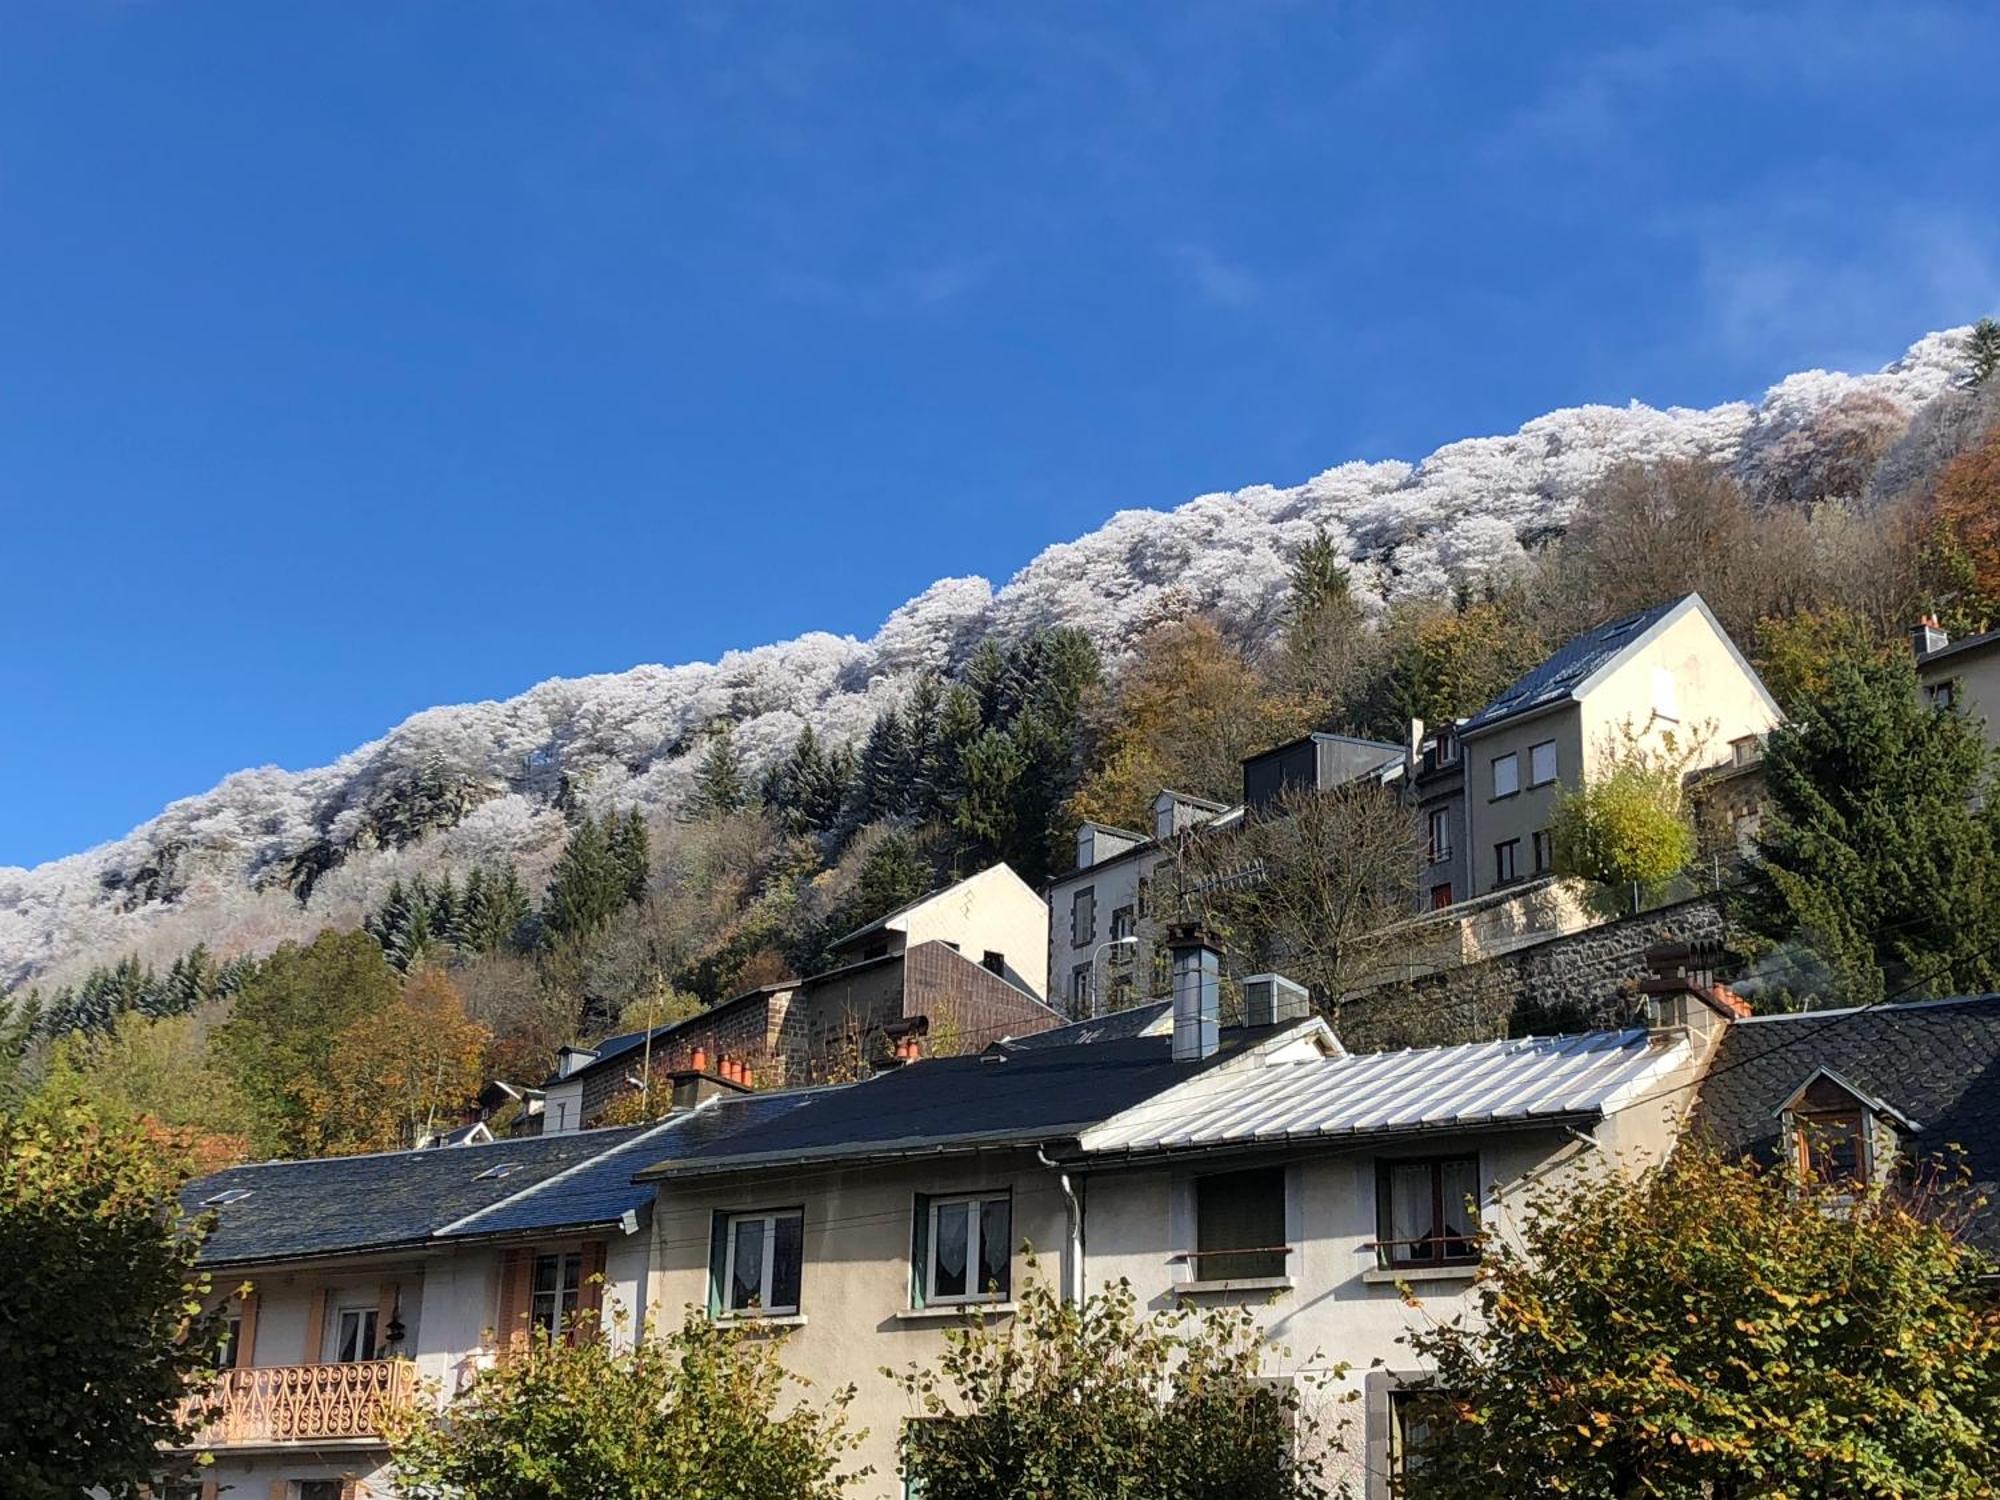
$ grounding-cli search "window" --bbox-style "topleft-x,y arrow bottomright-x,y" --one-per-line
917,1193 -> 1012,1305
1425,807 -> 1451,865
1069,963 -> 1093,1010
199,1187 -> 254,1207
1490,752 -> 1519,799
1528,740 -> 1557,787
1428,882 -> 1453,911
1730,734 -> 1763,767
1389,1390 -> 1457,1492
980,950 -> 1005,977
333,1305 -> 378,1363
531,1252 -> 582,1336
1377,1157 -> 1480,1268
1110,903 -> 1136,941
1070,886 -> 1096,947
1531,829 -> 1553,875
1493,839 -> 1519,885
1107,972 -> 1134,1011
1795,1112 -> 1869,1189
298,1484 -> 343,1500
1925,679 -> 1960,712
1192,1167 -> 1287,1282
1435,728 -> 1458,765
156,1483 -> 204,1500
721,1210 -> 804,1316
218,1312 -> 242,1370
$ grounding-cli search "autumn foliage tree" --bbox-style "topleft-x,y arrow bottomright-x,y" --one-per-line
1402,1147 -> 2000,1498
1930,422 -> 2000,614
1,1098 -> 221,1500
308,967 -> 492,1154
387,1309 -> 865,1500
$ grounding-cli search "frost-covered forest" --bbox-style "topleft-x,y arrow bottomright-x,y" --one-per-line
0,325 -> 1985,994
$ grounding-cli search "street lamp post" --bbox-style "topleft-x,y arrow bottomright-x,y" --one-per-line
1086,934 -> 1138,1018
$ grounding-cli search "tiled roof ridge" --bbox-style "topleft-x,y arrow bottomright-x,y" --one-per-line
195,1120 -> 652,1176
436,1110 -> 695,1237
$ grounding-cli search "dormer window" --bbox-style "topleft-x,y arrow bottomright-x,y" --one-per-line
1776,1068 -> 1917,1195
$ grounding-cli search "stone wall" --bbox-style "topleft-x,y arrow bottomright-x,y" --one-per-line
1336,894 -> 1730,1053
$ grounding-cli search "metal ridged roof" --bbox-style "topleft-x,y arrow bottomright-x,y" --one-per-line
1080,1028 -> 1686,1156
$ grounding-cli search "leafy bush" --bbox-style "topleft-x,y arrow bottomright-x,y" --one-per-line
1550,739 -> 1696,896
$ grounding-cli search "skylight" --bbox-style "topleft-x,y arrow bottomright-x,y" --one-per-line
200,1188 -> 254,1207
473,1161 -> 522,1181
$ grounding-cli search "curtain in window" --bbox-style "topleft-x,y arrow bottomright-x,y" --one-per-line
933,1201 -> 969,1299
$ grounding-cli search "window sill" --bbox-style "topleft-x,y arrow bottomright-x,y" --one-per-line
1487,792 -> 1519,804
1175,1275 -> 1295,1297
895,1301 -> 1016,1322
1361,1265 -> 1479,1286
716,1313 -> 807,1329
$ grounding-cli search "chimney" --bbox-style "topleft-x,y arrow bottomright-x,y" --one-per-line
1167,922 -> 1221,1063
1242,973 -> 1312,1027
1405,718 -> 1425,779
1639,939 -> 1745,1044
1077,824 -> 1099,869
1913,615 -> 1949,658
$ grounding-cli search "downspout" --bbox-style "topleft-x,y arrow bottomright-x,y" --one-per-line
1036,1145 -> 1084,1306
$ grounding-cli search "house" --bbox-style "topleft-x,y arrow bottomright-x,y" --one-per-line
1446,593 -> 1780,902
633,927 -> 1732,1498
160,1092 -> 812,1499
540,863 -> 1060,1130
1689,992 -> 2000,1251
1913,616 -> 2000,743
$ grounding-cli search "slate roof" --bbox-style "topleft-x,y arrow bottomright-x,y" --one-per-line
1004,1001 -> 1170,1050
1459,597 -> 1685,736
635,1019 -> 1284,1180
1689,995 -> 2000,1251
1080,1027 -> 1688,1157
183,1092 -> 817,1266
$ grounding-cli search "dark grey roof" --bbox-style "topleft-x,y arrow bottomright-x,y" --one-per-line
182,1092 -> 821,1266
1004,1001 -> 1170,1049
1459,597 -> 1685,736
1689,995 -> 2000,1252
636,1018 -> 1283,1180
1917,625 -> 2000,669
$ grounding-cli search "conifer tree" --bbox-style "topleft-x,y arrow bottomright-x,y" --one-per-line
611,809 -> 651,903
1741,654 -> 2000,1002
543,814 -> 626,942
690,723 -> 748,817
1967,315 -> 2000,386
856,706 -> 914,823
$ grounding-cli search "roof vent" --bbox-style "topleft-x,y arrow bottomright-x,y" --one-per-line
199,1188 -> 254,1207
1242,973 -> 1312,1027
473,1161 -> 522,1181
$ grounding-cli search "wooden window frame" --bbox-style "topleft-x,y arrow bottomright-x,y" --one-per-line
1793,1109 -> 1870,1189
1375,1155 -> 1481,1270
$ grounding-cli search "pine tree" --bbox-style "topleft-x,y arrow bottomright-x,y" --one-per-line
611,809 -> 651,904
1967,316 -> 2000,386
689,723 -> 747,817
431,872 -> 465,950
856,706 -> 914,823
543,814 -> 625,942
764,727 -> 853,837
1741,654 -> 2000,1003
900,674 -> 947,818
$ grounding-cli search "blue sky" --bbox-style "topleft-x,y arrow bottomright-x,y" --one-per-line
3,1 -> 1997,867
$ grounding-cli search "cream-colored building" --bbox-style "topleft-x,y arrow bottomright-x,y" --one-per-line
634,936 -> 1738,1498
1914,617 -> 2000,745
1452,593 -> 1780,900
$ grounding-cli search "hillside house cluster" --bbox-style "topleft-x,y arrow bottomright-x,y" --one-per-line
166,925 -> 2000,1499
1048,593 -> 1783,1016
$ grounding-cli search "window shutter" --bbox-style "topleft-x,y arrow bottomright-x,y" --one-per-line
909,1195 -> 930,1310
200,1484 -> 219,1500
496,1249 -> 533,1361
236,1288 -> 260,1368
340,1480 -> 360,1500
706,1215 -> 730,1318
575,1239 -> 609,1341
267,1482 -> 288,1500
374,1282 -> 399,1360
302,1288 -> 327,1364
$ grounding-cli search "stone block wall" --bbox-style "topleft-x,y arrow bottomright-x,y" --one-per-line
1336,894 -> 1730,1053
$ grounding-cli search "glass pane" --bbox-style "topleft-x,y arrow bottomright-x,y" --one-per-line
1439,1158 -> 1479,1255
771,1213 -> 804,1311
731,1218 -> 766,1311
533,1254 -> 558,1294
1389,1162 -> 1434,1263
933,1201 -> 969,1299
1195,1168 -> 1285,1279
977,1200 -> 1011,1296
561,1253 -> 582,1293
337,1311 -> 360,1363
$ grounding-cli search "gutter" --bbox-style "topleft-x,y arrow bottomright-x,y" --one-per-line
1036,1144 -> 1085,1306
1060,1112 -> 1605,1173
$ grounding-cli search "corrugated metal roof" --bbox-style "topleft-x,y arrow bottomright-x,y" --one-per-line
1080,1028 -> 1687,1156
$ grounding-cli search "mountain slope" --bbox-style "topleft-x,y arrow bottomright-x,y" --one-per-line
0,328 -> 1975,989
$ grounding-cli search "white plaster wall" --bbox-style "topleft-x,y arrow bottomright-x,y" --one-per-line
896,863 -> 1053,998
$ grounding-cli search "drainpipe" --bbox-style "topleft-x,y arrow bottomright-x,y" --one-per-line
1036,1145 -> 1084,1306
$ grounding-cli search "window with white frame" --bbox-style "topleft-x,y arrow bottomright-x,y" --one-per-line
1490,752 -> 1519,799
1493,839 -> 1519,885
218,1311 -> 242,1370
332,1304 -> 378,1363
1925,679 -> 1960,712
1070,886 -> 1096,947
1389,1389 -> 1457,1491
531,1251 -> 582,1336
916,1192 -> 1012,1305
1528,739 -> 1557,787
720,1209 -> 804,1316
1425,807 -> 1451,865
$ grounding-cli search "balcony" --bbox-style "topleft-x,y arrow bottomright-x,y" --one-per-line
176,1360 -> 419,1448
